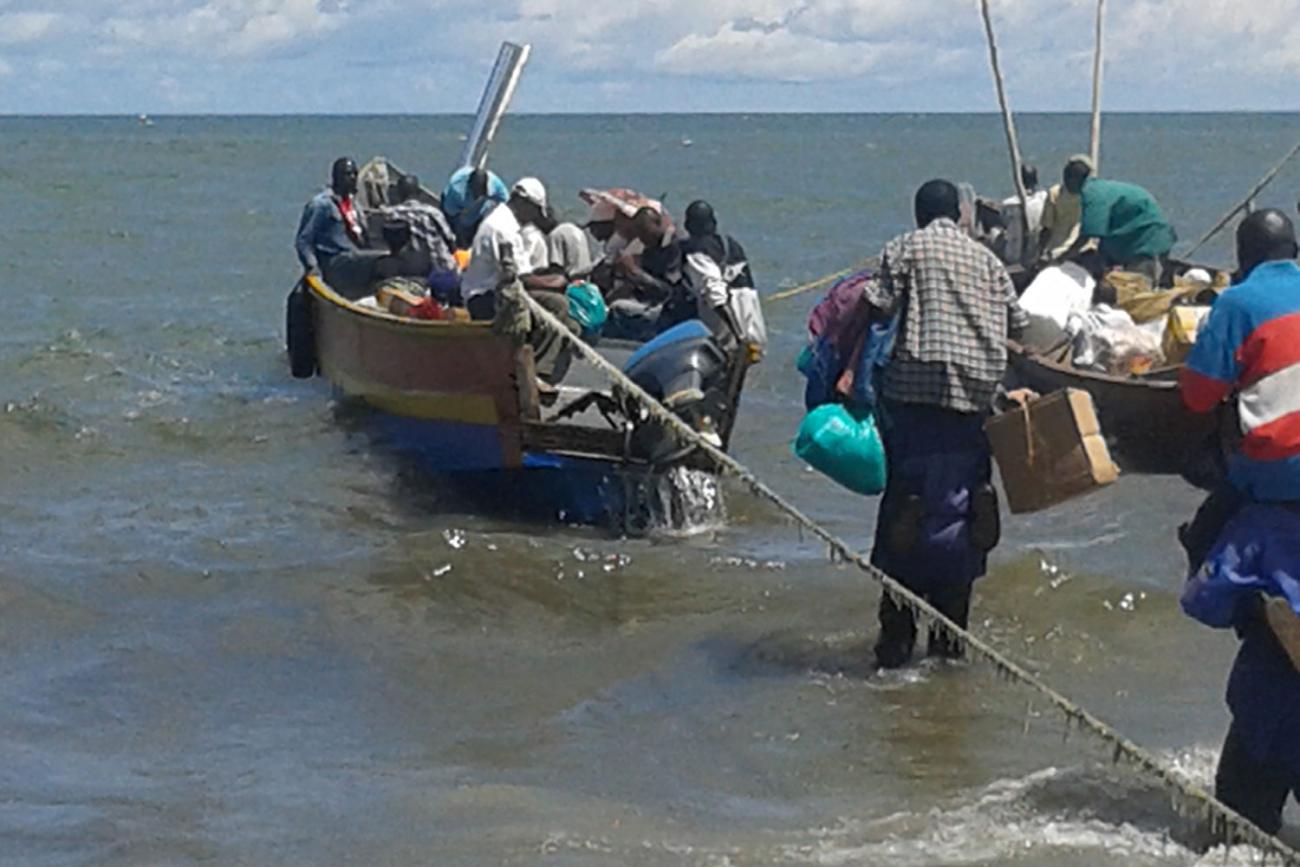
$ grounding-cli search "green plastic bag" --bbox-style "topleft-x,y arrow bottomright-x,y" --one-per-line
792,403 -> 887,495
566,281 -> 608,337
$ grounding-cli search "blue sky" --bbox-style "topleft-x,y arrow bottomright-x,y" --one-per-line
2,0 -> 1298,114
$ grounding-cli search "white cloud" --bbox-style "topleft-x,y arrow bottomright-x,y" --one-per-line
0,11 -> 62,45
0,56 -> 11,76
656,22 -> 896,83
102,0 -> 341,58
3,0 -> 1300,111
1110,0 -> 1300,74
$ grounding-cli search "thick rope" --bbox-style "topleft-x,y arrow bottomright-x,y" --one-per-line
518,287 -> 1300,861
764,258 -> 876,303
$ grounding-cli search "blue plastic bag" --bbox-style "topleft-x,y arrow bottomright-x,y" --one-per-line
567,282 -> 608,337
793,403 -> 887,496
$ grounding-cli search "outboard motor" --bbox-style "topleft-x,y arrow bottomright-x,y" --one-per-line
623,320 -> 732,463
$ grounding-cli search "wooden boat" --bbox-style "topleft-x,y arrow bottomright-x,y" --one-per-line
1007,340 -> 1214,474
298,274 -> 749,527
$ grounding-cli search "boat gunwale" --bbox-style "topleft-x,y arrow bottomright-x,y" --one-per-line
1007,340 -> 1179,391
305,275 -> 497,339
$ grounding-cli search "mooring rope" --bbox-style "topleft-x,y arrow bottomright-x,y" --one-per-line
764,258 -> 875,303
512,285 -> 1300,862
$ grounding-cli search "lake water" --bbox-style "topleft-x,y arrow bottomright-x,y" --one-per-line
4,113 -> 1300,865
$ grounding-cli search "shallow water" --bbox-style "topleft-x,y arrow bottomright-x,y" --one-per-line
3,113 -> 1300,865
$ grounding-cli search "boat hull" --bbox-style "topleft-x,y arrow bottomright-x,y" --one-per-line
309,278 -> 532,471
1008,342 -> 1214,474
303,278 -> 726,528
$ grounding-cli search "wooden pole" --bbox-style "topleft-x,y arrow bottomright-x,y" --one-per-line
1185,135 -> 1300,257
979,0 -> 1029,245
1089,0 -> 1106,169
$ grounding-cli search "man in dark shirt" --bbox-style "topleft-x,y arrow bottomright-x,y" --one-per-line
294,157 -> 386,299
605,207 -> 684,340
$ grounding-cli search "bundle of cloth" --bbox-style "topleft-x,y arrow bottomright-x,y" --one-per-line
1018,262 -> 1220,375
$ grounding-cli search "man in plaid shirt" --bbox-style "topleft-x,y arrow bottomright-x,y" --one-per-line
863,179 -> 1027,668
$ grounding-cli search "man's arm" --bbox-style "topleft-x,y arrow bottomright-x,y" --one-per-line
616,252 -> 676,301
295,199 -> 326,273
685,251 -> 741,342
1181,298 -> 1241,413
521,272 -> 569,292
998,265 -> 1028,340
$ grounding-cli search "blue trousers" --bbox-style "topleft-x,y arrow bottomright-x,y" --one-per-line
870,400 -> 994,667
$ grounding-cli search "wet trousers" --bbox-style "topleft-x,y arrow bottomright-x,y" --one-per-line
1215,718 -> 1298,836
876,579 -> 973,668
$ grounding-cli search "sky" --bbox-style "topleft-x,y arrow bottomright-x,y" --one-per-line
2,0 -> 1300,114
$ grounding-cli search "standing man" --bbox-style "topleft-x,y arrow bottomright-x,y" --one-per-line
1178,208 -> 1300,835
676,200 -> 767,357
296,157 -> 386,298
1001,163 -> 1048,266
863,179 -> 1027,669
1055,157 -> 1176,286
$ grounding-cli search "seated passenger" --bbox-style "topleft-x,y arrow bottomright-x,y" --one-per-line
379,174 -> 458,275
547,219 -> 597,283
442,166 -> 509,249
461,177 -> 576,382
605,207 -> 684,341
295,157 -> 387,299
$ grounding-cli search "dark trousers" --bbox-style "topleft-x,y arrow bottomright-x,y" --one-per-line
1216,718 -> 1296,836
876,579 -> 973,668
869,401 -> 993,669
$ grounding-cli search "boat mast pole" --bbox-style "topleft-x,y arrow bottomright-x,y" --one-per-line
980,0 -> 1029,245
1089,0 -> 1106,170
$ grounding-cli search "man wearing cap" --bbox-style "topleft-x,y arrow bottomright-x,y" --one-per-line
461,177 -> 575,381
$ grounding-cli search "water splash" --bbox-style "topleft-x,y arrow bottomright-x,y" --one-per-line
618,466 -> 726,537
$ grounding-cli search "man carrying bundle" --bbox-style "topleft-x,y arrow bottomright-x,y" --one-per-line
1179,208 -> 1300,836
864,179 -> 1027,669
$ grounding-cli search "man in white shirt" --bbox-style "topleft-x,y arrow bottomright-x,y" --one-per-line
1000,164 -> 1048,266
461,177 -> 575,382
462,177 -> 568,320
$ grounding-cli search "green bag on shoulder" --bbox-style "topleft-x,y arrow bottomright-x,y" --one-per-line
792,403 -> 887,496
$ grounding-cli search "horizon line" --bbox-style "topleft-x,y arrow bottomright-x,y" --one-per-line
4,109 -> 1300,118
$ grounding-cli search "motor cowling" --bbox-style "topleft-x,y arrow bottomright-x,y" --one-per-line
622,320 -> 731,462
